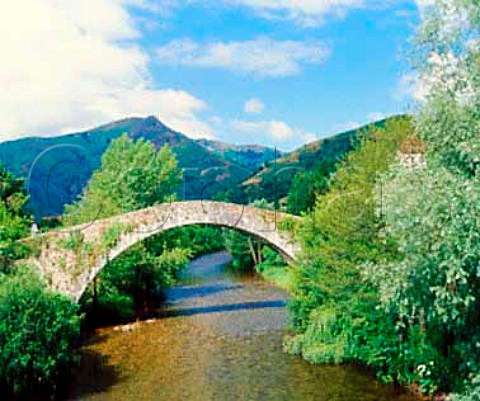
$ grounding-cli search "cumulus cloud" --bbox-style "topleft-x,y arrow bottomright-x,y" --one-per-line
235,0 -> 367,26
155,37 -> 330,77
244,98 -> 265,114
232,119 -> 315,142
0,0 -> 213,141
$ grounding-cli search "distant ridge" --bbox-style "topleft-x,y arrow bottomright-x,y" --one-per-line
242,115 -> 409,203
0,116 -> 278,218
0,115 -> 407,218
196,139 -> 282,172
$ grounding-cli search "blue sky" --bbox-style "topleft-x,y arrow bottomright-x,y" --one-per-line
0,1 -> 421,151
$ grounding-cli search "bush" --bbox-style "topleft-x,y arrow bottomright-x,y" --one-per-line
0,266 -> 82,399
452,376 -> 480,401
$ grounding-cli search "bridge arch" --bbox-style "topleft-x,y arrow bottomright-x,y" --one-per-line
28,201 -> 301,301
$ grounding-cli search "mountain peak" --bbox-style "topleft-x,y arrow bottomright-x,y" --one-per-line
142,115 -> 163,128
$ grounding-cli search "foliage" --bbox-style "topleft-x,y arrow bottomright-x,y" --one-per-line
452,375 -> 480,401
84,243 -> 191,322
414,0 -> 480,178
367,166 -> 480,332
286,162 -> 330,215
244,117 -> 401,205
287,2 -> 480,394
286,117 -> 414,380
100,223 -> 126,251
0,166 -> 31,272
257,246 -> 292,291
326,0 -> 480,397
288,117 -> 411,329
149,225 -> 224,259
355,0 -> 480,394
62,134 -> 189,319
223,229 -> 260,271
223,198 -> 279,272
58,231 -> 85,252
0,266 -> 81,399
64,134 -> 181,225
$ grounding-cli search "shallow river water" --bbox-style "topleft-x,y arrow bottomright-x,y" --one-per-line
67,252 -> 415,401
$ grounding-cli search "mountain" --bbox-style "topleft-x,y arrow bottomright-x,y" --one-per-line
243,115 -> 408,203
0,116 -> 278,218
196,139 -> 283,172
0,115 -> 408,219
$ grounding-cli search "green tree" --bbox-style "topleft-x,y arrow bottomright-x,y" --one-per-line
85,244 -> 192,322
64,133 -> 181,224
286,118 -> 413,374
224,229 -> 261,270
151,226 -> 224,259
64,134 -> 186,318
0,166 -> 31,272
364,0 -> 480,393
287,162 -> 330,215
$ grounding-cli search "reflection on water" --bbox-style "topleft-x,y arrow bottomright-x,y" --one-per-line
68,252 -> 415,401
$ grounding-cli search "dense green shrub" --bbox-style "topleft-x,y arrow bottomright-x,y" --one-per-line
223,229 -> 259,271
256,246 -> 292,290
286,0 -> 480,394
286,118 -> 414,380
0,166 -> 31,272
452,375 -> 480,401
0,267 -> 81,399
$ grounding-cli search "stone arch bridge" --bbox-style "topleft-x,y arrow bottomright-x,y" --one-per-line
27,201 -> 301,301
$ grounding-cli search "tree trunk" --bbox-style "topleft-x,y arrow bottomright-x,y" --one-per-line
92,276 -> 98,313
247,238 -> 258,266
257,242 -> 263,265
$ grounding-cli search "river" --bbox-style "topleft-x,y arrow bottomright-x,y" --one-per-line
67,252 -> 415,401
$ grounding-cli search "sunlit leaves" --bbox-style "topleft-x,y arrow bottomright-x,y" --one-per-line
0,267 -> 81,397
367,166 -> 480,329
64,134 -> 181,225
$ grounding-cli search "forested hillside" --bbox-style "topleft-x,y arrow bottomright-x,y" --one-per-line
0,115 -> 400,219
0,116 -> 278,218
243,116 -> 405,206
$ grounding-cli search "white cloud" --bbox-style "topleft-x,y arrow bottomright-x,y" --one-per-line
235,0 -> 367,26
95,88 -> 214,139
244,98 -> 265,114
301,131 -> 318,143
334,121 -> 361,132
156,37 -> 330,77
232,119 -> 315,142
210,116 -> 224,125
367,112 -> 386,122
0,0 -> 213,141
